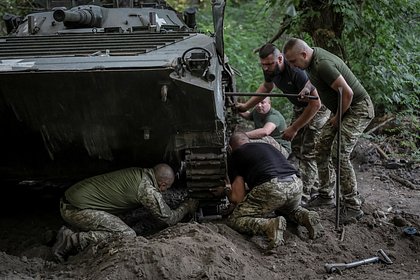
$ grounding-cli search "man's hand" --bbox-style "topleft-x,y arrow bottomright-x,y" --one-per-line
221,203 -> 236,217
185,198 -> 199,214
282,126 -> 298,141
236,103 -> 248,112
297,87 -> 311,103
329,115 -> 339,127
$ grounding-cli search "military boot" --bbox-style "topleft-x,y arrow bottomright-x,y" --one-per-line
340,207 -> 364,225
265,216 -> 287,250
302,211 -> 324,239
52,226 -> 76,263
306,195 -> 335,209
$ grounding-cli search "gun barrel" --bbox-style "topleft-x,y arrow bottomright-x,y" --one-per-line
53,9 -> 102,27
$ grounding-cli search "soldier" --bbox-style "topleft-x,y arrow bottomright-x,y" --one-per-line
236,43 -> 329,201
239,96 -> 291,158
283,38 -> 375,223
225,132 -> 324,249
52,164 -> 198,262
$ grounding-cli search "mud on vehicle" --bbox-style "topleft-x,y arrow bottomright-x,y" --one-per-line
0,0 -> 236,218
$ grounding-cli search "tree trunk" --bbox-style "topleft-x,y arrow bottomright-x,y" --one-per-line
299,1 -> 346,60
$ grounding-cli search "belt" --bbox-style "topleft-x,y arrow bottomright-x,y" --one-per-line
60,197 -> 79,211
271,174 -> 296,183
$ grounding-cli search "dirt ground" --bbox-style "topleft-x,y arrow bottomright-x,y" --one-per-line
0,127 -> 419,279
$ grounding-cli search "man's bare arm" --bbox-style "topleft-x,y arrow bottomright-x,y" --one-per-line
282,82 -> 321,140
246,122 -> 277,139
329,75 -> 353,127
228,176 -> 246,204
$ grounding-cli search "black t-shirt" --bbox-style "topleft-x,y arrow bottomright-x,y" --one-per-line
264,60 -> 310,108
228,142 -> 297,189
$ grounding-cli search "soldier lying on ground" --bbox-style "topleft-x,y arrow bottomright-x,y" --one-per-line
52,164 -> 198,262
224,132 -> 324,249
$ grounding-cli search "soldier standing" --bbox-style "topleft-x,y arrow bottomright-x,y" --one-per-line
283,38 -> 375,223
236,43 -> 329,201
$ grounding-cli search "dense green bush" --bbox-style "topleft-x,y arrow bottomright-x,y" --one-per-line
342,0 -> 419,116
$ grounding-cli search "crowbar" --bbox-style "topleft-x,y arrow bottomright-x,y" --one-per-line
335,87 -> 343,229
224,92 -> 319,100
325,249 -> 393,274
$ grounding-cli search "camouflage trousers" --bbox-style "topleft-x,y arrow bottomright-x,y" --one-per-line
316,96 -> 374,210
250,136 -> 290,158
227,175 -> 312,236
60,199 -> 136,251
291,105 -> 330,195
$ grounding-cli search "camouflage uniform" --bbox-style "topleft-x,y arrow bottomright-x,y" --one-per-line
227,175 -> 312,236
291,105 -> 330,195
59,168 -> 192,251
316,96 -> 374,210
60,200 -> 136,250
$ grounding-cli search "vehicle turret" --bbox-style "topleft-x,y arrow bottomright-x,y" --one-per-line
53,6 -> 103,28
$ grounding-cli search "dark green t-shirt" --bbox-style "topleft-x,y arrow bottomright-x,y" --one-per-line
65,167 -> 191,226
250,107 -> 291,153
307,47 -> 368,113
65,168 -> 155,214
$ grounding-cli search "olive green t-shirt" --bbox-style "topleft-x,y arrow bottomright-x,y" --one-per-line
65,168 -> 155,214
250,108 -> 291,153
307,47 -> 368,113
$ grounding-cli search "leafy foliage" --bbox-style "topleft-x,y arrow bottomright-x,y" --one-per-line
221,0 -> 418,131
198,0 -> 294,118
222,0 -> 294,118
182,0 -> 417,121
377,115 -> 420,162
341,0 -> 420,115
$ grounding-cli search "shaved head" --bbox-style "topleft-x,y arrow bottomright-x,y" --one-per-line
153,163 -> 175,192
283,38 -> 313,70
229,132 -> 250,151
283,38 -> 309,54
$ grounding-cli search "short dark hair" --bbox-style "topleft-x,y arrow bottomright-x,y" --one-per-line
229,132 -> 250,149
283,38 -> 304,54
259,43 -> 279,59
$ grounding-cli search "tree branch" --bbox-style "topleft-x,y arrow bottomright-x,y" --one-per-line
365,116 -> 395,135
268,16 -> 293,45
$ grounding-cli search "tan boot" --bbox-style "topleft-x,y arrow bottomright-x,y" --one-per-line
302,211 -> 324,239
52,226 -> 76,263
265,216 -> 287,249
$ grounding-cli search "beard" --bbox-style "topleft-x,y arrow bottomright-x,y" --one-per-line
264,63 -> 281,78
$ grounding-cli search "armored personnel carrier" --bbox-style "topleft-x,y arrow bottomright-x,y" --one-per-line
0,0 -> 236,214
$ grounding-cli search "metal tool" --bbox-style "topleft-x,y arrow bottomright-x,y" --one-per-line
224,92 -> 319,99
325,249 -> 393,274
335,87 -> 343,228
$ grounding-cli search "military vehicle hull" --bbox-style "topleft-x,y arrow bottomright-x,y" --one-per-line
0,1 -> 235,209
